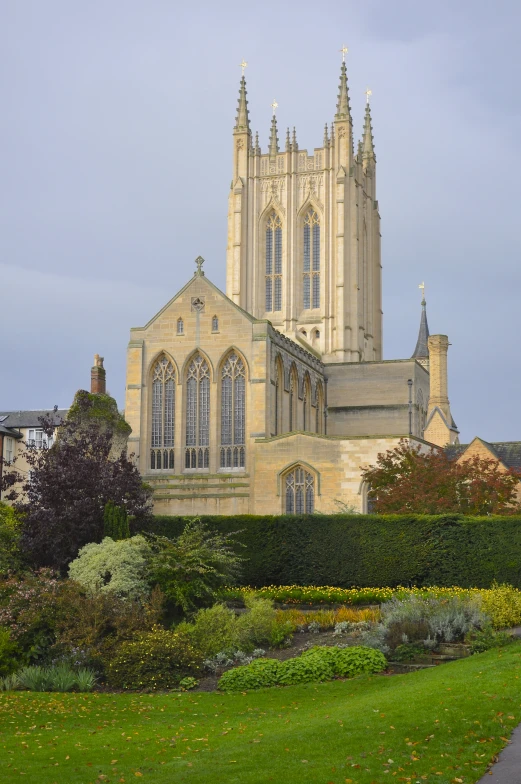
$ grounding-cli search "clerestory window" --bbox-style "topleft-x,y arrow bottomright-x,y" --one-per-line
265,212 -> 282,312
150,356 -> 175,470
303,209 -> 320,310
220,352 -> 246,469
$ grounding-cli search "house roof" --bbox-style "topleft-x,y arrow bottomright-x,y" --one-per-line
446,439 -> 521,470
0,410 -> 68,430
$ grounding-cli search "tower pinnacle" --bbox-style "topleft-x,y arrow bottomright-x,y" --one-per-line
234,75 -> 250,133
412,285 -> 430,363
335,59 -> 352,122
269,100 -> 279,156
362,92 -> 376,162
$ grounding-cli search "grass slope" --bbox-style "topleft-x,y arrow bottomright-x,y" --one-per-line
1,645 -> 521,784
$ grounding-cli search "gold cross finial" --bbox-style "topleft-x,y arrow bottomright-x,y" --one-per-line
271,99 -> 278,116
239,59 -> 248,76
419,281 -> 425,301
365,87 -> 372,104
340,45 -> 348,62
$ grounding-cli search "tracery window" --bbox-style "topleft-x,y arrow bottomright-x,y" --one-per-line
303,209 -> 320,309
185,354 -> 210,469
285,467 -> 315,514
265,212 -> 282,312
150,356 -> 175,470
220,352 -> 246,469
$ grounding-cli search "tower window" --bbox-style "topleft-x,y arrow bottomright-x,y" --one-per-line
185,353 -> 210,469
220,352 -> 246,469
150,356 -> 175,470
285,466 -> 315,514
177,318 -> 184,335
265,212 -> 282,312
303,210 -> 320,309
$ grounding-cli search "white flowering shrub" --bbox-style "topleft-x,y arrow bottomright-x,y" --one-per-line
68,536 -> 151,600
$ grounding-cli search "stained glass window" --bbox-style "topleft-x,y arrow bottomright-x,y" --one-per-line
185,354 -> 210,469
285,467 -> 314,514
150,356 -> 175,470
303,210 -> 320,309
265,212 -> 282,312
220,352 -> 246,469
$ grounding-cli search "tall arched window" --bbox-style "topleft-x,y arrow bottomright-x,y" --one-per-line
289,366 -> 297,432
303,375 -> 311,432
303,209 -> 320,309
265,212 -> 282,312
417,388 -> 426,436
315,382 -> 324,435
285,466 -> 315,514
274,358 -> 283,436
151,356 -> 175,470
220,352 -> 246,468
185,354 -> 210,469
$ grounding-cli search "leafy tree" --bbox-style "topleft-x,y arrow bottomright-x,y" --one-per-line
1,395 -> 152,571
0,502 -> 24,574
68,536 -> 151,600
147,519 -> 244,614
103,501 -> 130,540
362,440 -> 521,515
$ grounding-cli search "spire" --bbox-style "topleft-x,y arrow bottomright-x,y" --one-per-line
285,127 -> 291,152
269,101 -> 279,157
334,61 -> 352,122
357,139 -> 363,162
412,285 -> 430,361
362,93 -> 375,162
323,123 -> 329,146
254,131 -> 260,155
234,75 -> 250,133
292,127 -> 298,151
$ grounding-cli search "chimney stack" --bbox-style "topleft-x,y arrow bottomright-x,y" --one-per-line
91,354 -> 106,394
426,335 -> 450,421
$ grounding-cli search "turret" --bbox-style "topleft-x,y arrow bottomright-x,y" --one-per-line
333,54 -> 352,167
268,101 -> 279,158
362,92 -> 376,171
411,287 -> 430,369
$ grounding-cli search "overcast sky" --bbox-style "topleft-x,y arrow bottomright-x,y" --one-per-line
2,0 -> 520,443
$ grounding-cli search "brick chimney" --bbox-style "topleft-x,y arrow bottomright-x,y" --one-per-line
91,354 -> 106,394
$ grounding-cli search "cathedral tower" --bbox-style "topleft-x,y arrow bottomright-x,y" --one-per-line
226,58 -> 382,362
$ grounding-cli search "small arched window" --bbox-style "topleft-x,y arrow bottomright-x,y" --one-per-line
177,318 -> 184,335
150,356 -> 175,470
303,209 -> 320,310
316,382 -> 324,435
220,352 -> 246,469
417,388 -> 426,436
185,354 -> 210,469
285,466 -> 315,514
265,212 -> 282,312
212,315 -> 219,332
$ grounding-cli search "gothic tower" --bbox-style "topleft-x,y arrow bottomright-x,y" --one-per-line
226,60 -> 382,362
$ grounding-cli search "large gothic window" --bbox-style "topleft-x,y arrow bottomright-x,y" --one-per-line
303,209 -> 320,309
150,356 -> 175,470
265,212 -> 282,312
185,354 -> 210,469
220,352 -> 246,468
285,467 -> 315,514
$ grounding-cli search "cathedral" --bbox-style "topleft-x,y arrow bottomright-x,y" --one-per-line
124,60 -> 459,516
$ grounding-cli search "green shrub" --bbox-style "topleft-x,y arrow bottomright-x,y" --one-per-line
75,667 -> 97,692
218,658 -> 282,691
68,535 -> 151,600
14,664 -> 96,692
300,645 -> 387,678
141,513 -> 521,590
106,626 -> 203,690
467,626 -> 515,655
278,653 -> 334,685
236,594 -> 278,649
392,643 -> 425,662
0,502 -> 24,574
177,604 -> 238,658
103,501 -> 130,540
480,583 -> 521,629
179,676 -> 198,691
0,627 -> 20,676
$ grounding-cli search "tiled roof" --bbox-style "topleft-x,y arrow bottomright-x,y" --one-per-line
446,440 -> 521,470
0,410 -> 68,429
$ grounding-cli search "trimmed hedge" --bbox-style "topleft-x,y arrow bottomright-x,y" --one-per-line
138,514 -> 521,589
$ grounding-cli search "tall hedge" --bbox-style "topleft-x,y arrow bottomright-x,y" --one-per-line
137,514 -> 521,589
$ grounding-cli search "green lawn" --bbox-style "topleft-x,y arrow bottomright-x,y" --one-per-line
2,645 -> 521,784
